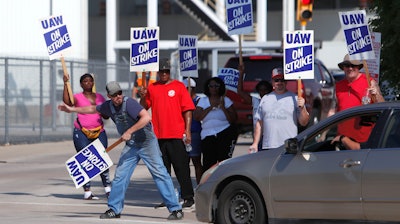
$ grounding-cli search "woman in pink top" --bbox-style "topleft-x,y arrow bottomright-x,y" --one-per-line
63,73 -> 111,200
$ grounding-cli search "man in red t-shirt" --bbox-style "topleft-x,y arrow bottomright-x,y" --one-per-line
330,54 -> 384,146
139,58 -> 195,209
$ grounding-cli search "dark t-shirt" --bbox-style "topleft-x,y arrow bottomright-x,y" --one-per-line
96,97 -> 143,122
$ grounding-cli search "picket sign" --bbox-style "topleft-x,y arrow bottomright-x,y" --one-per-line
65,138 -> 123,188
338,10 -> 377,101
225,0 -> 253,67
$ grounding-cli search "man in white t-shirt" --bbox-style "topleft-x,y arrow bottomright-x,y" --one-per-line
249,68 -> 309,152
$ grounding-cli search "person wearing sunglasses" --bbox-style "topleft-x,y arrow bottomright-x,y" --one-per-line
193,77 -> 238,171
59,81 -> 184,220
249,68 -> 310,152
327,54 -> 385,146
62,73 -> 111,200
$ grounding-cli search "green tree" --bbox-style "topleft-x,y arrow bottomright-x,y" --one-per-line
369,0 -> 400,99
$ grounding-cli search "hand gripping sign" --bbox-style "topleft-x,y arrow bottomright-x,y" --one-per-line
65,138 -> 122,188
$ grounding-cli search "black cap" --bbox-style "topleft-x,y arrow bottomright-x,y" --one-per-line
159,58 -> 171,70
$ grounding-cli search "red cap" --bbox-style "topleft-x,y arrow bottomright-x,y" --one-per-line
272,67 -> 284,79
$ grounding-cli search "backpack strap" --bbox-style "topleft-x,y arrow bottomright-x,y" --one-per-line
76,117 -> 83,129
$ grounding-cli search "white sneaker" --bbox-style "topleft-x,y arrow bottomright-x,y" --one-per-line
84,191 -> 99,200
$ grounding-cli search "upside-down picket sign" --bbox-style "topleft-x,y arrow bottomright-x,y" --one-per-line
65,138 -> 122,188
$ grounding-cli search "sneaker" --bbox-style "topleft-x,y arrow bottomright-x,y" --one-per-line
84,194 -> 99,200
106,192 -> 110,198
154,202 -> 166,209
182,199 -> 194,209
100,209 -> 120,219
167,210 -> 184,220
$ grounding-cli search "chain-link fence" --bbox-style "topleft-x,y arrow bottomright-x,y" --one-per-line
0,57 -> 135,145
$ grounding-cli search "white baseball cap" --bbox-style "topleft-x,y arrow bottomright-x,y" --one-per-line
183,78 -> 196,88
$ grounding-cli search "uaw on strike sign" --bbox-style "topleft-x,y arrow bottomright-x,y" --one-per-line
283,30 -> 314,80
338,10 -> 374,60
226,0 -> 253,35
130,27 -> 159,72
178,35 -> 198,78
65,139 -> 113,188
40,15 -> 72,60
218,68 -> 239,93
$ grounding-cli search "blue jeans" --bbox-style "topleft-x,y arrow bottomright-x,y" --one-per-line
108,137 -> 181,214
73,128 -> 111,190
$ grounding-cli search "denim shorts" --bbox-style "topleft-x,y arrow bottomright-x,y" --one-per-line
188,131 -> 201,157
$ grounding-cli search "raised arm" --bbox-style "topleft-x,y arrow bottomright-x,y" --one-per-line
62,74 -> 74,106
237,64 -> 252,105
297,96 -> 310,126
138,87 -> 149,109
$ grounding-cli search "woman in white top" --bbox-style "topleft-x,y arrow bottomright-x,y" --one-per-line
193,77 -> 238,170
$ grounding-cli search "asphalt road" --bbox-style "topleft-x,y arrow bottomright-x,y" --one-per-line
0,136 -> 251,224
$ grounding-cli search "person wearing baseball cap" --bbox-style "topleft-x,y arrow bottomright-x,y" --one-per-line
59,81 -> 184,220
138,58 -> 196,209
249,67 -> 309,152
183,78 -> 196,88
106,81 -> 122,96
329,54 -> 385,149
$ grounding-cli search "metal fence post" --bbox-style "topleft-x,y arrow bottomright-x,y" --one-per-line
4,58 -> 9,145
39,60 -> 44,142
50,60 -> 57,131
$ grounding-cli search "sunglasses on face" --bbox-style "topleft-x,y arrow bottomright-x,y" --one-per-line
110,90 -> 122,97
208,84 -> 220,88
273,79 -> 285,82
159,69 -> 170,74
343,64 -> 360,69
